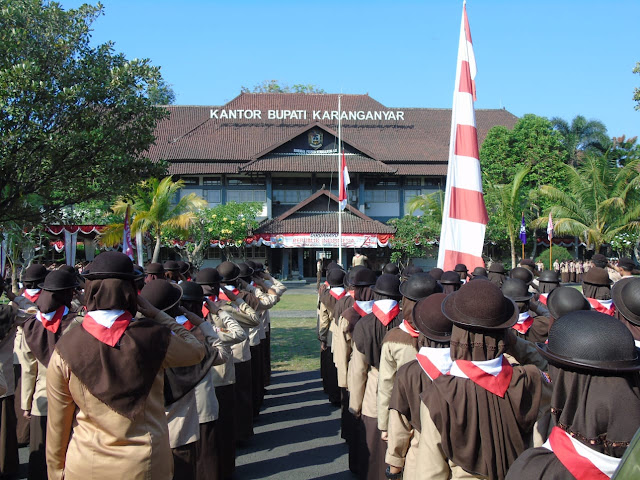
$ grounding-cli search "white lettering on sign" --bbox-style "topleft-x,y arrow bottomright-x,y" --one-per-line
210,109 -> 406,122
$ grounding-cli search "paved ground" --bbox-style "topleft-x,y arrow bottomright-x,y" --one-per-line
236,370 -> 353,480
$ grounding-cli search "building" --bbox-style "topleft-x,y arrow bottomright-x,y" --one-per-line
147,93 -> 518,277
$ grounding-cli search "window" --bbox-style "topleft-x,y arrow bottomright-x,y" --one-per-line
206,248 -> 221,259
227,190 -> 266,203
405,178 -> 421,186
273,177 -> 311,187
205,190 -> 221,204
273,189 -> 311,204
366,179 -> 399,187
365,190 -> 399,203
227,177 -> 264,186
181,188 -> 202,199
203,177 -> 221,186
245,246 -> 267,258
179,177 -> 199,185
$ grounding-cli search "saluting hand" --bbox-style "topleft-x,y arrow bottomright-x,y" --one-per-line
136,295 -> 161,319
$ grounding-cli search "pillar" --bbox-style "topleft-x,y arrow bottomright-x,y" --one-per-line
266,173 -> 272,219
359,176 -> 366,213
282,249 -> 290,280
297,248 -> 304,280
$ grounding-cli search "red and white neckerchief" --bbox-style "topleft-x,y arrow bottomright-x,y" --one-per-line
329,287 -> 346,300
543,427 -> 620,479
219,285 -> 240,302
635,339 -> 640,349
512,312 -> 534,334
416,346 -> 453,380
347,290 -> 355,298
249,280 -> 256,288
448,355 -> 513,397
587,298 -> 616,317
353,300 -> 374,317
201,294 -> 219,317
539,293 -> 549,305
83,310 -> 133,347
175,314 -> 195,331
372,299 -> 400,326
36,306 -> 68,333
324,281 -> 330,287
400,320 -> 420,338
23,288 -> 41,303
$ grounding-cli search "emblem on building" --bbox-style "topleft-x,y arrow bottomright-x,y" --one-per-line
308,131 -> 323,150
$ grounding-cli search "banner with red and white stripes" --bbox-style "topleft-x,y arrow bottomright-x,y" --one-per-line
339,150 -> 350,211
437,1 -> 488,272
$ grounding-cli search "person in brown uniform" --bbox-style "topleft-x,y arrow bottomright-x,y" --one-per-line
535,270 -> 560,306
506,311 -> 640,480
349,274 -> 403,480
581,267 -> 616,316
612,276 -> 640,346
439,271 -> 462,294
0,305 -> 18,476
45,251 -> 205,480
487,262 -> 506,287
418,280 -> 548,480
501,278 -> 551,344
319,268 -> 346,405
20,269 -> 82,480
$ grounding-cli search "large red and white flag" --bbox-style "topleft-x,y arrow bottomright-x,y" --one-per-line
437,1 -> 488,272
123,205 -> 135,261
547,212 -> 554,241
339,150 -> 350,211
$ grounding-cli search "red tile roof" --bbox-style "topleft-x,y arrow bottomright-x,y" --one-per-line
241,154 -> 395,174
148,93 -> 518,175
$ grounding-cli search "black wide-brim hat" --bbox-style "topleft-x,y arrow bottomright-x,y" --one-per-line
145,262 -> 165,275
82,251 -> 143,280
22,264 -> 48,282
414,293 -> 452,342
612,277 -> 640,326
454,263 -> 468,273
176,261 -> 191,275
372,273 -> 402,298
237,262 -> 254,279
439,271 -> 461,285
487,262 -> 505,274
195,268 -> 222,285
546,286 -> 591,320
350,267 -> 377,286
399,272 -> 437,301
538,270 -> 560,284
501,278 -> 533,302
217,261 -> 240,283
442,280 -> 517,330
327,268 -> 346,287
536,310 -> 640,373
163,260 -> 181,272
140,279 -> 183,311
38,270 -> 80,291
180,281 -> 204,302
510,267 -> 534,285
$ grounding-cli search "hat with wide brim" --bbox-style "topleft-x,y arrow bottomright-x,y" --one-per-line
38,270 -> 80,291
612,277 -> 640,326
145,263 -> 165,275
217,261 -> 240,283
535,311 -> 640,373
546,286 -> 591,320
180,281 -> 204,302
21,264 -> 48,282
399,273 -> 437,301
372,273 -> 402,298
140,280 -> 183,312
82,251 -> 143,280
414,293 -> 453,342
195,268 -> 222,285
510,267 -> 534,285
163,260 -> 181,272
442,280 -> 518,330
582,267 -> 612,286
487,263 -> 505,274
501,278 -> 533,302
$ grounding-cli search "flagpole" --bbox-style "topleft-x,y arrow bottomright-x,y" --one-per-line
550,241 -> 552,270
338,95 -> 343,268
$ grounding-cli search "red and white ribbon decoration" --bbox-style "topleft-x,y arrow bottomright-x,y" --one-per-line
587,298 -> 616,317
448,355 -> 513,397
543,427 -> 619,479
416,347 -> 453,380
372,299 -> 400,326
437,1 -> 487,273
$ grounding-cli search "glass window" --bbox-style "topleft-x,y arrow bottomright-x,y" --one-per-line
386,190 -> 399,202
273,177 -> 311,187
206,248 -> 221,259
203,177 -> 221,186
405,178 -> 421,186
206,190 -> 221,204
227,190 -> 266,203
179,177 -> 199,185
227,177 -> 264,186
373,190 -> 386,202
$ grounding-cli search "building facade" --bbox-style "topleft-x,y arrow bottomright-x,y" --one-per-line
148,93 -> 518,277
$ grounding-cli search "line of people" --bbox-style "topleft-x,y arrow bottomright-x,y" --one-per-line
318,260 -> 640,480
1,253 -> 286,479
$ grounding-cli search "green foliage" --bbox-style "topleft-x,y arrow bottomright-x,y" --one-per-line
164,202 -> 261,267
531,153 -> 640,251
147,77 -> 176,105
0,222 -> 47,290
609,135 -> 640,167
551,115 -> 609,166
535,247 -> 573,270
634,62 -> 640,111
241,80 -> 326,94
0,0 -> 168,223
610,232 -> 636,258
387,215 -> 439,266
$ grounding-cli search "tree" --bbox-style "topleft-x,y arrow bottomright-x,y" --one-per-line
387,214 -> 440,268
0,0 -> 168,224
99,178 -> 207,262
634,62 -> 640,110
164,202 -> 262,267
241,80 -> 326,94
550,115 -> 609,166
147,77 -> 176,105
609,135 -> 640,167
531,153 -> 640,252
485,165 -> 531,268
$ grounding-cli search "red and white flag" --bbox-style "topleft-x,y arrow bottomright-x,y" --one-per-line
547,212 -> 554,241
339,150 -> 350,211
437,1 -> 488,272
123,205 -> 134,261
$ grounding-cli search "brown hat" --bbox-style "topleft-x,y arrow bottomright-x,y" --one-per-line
582,267 -> 611,286
454,263 -> 468,273
501,278 -> 533,302
217,261 -> 240,283
536,311 -> 640,373
21,264 -> 48,282
442,280 -> 518,330
510,267 -> 534,285
82,252 -> 141,280
439,271 -> 462,285
538,270 -> 560,284
414,293 -> 453,342
592,254 -> 608,267
140,279 -> 182,311
38,270 -> 79,291
546,286 -> 591,320
618,257 -> 638,273
488,262 -> 505,274
372,274 -> 402,299
612,277 -> 640,326
145,263 -> 165,275
195,268 -> 222,285
163,260 -> 181,272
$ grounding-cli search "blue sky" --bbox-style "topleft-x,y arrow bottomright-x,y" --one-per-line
62,0 -> 640,139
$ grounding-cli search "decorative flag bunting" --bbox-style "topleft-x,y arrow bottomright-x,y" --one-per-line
123,205 -> 134,261
547,212 -> 554,241
437,1 -> 488,272
338,150 -> 350,211
519,213 -> 527,245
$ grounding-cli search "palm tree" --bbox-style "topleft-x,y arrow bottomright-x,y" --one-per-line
551,115 -> 609,166
485,165 -> 531,268
531,154 -> 640,252
100,177 -> 207,262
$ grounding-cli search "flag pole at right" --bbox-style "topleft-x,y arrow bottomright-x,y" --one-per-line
437,0 -> 488,271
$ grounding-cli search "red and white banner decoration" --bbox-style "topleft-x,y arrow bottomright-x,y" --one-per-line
437,1 -> 488,272
339,150 -> 350,211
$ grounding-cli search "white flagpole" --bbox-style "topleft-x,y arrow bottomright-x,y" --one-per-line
338,95 -> 343,268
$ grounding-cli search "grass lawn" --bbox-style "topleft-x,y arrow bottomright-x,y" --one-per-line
271,293 -> 317,311
270,316 -> 319,372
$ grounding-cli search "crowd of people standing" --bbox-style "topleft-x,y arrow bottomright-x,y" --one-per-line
0,253 -> 286,479
317,255 -> 640,480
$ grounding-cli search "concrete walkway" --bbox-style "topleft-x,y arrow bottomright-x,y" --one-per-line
236,370 -> 353,480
